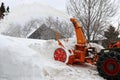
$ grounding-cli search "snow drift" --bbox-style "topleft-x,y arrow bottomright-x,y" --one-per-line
0,35 -> 105,80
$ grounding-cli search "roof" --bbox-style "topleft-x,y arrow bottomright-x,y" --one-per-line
28,24 -> 65,40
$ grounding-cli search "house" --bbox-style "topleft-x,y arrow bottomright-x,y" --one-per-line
28,24 -> 65,40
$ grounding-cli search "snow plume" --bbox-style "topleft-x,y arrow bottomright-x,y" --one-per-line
0,2 -> 70,33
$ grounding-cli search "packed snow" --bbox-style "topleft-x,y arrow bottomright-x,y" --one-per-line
0,35 -> 105,80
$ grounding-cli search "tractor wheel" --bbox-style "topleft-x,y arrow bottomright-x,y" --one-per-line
54,48 -> 67,62
97,51 -> 120,80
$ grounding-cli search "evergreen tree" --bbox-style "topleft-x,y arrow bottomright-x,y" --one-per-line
6,6 -> 9,12
0,2 -> 5,19
103,25 -> 119,48
0,2 -> 10,19
0,2 -> 5,13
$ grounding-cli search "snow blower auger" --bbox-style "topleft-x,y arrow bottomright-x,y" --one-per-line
54,18 -> 120,80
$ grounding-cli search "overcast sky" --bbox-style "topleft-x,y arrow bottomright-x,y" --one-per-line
0,0 -> 67,10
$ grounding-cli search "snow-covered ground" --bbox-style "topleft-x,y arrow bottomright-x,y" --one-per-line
0,35 -> 105,80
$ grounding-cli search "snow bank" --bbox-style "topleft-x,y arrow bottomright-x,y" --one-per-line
0,35 -> 105,80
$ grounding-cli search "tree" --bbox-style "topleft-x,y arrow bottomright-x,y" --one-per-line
0,2 -> 10,19
0,2 -> 5,19
22,19 -> 42,37
2,17 -> 74,39
67,0 -> 117,41
2,19 -> 42,37
103,25 -> 119,48
6,6 -> 9,12
45,17 -> 74,38
0,2 -> 5,13
2,24 -> 22,37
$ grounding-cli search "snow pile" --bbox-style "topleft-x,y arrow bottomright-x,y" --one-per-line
88,43 -> 104,53
0,35 -> 105,80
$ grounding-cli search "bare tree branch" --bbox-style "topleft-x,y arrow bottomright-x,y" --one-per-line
67,0 -> 117,41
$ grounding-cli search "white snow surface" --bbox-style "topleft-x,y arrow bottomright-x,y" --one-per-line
0,35 -> 105,80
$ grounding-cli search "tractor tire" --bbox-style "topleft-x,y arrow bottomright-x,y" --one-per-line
97,50 -> 120,80
54,48 -> 67,62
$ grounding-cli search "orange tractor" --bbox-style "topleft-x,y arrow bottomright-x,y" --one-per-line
54,18 -> 120,80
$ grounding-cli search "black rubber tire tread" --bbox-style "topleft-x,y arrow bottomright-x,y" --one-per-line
97,50 -> 120,80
